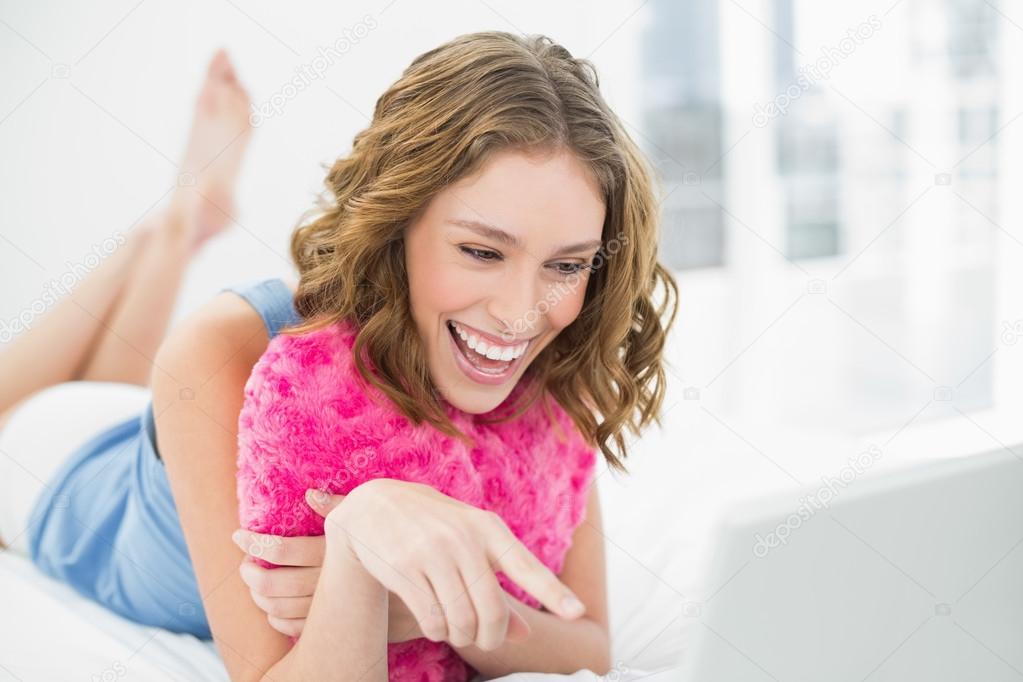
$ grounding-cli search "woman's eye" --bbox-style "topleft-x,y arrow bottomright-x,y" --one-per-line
460,246 -> 501,262
551,262 -> 591,276
458,246 -> 589,276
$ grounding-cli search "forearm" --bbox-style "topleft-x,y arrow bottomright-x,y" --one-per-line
453,594 -> 611,679
263,529 -> 389,681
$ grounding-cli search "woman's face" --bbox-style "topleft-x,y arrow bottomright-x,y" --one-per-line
404,147 -> 606,414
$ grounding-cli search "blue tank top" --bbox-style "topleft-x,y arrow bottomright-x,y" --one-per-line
26,277 -> 303,639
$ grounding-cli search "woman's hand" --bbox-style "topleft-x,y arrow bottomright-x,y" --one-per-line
325,478 -> 585,652
233,488 -> 531,645
233,492 -> 426,642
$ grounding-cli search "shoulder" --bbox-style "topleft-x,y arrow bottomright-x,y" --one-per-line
150,290 -> 283,467
154,288 -> 275,386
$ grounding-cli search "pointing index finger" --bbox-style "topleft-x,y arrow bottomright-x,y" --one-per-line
488,537 -> 585,620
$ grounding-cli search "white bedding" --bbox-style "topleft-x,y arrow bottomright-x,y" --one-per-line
0,453 -> 694,681
0,533 -> 684,682
0,550 -> 227,681
4,400 -> 961,681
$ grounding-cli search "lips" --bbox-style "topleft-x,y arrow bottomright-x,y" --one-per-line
446,321 -> 530,385
448,322 -> 513,369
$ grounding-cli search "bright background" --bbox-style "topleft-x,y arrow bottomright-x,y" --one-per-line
2,0 -> 1023,679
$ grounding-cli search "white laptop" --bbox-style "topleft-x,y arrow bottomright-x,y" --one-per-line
681,446 -> 1023,681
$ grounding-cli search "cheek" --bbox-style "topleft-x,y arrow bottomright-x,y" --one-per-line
546,279 -> 589,331
409,253 -> 479,322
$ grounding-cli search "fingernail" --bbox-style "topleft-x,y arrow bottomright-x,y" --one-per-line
305,488 -> 319,506
231,530 -> 242,545
561,595 -> 584,616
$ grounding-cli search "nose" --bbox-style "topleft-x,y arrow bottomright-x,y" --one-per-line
487,267 -> 544,339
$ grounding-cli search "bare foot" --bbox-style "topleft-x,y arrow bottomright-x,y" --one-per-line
168,49 -> 253,253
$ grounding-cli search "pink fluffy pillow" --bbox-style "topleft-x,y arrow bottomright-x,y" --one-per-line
236,319 -> 597,681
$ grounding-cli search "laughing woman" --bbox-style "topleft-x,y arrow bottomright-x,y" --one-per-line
0,32 -> 678,682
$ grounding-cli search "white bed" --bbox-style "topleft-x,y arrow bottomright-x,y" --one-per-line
0,378 -> 694,680
3,394 -> 992,681
0,553 -> 682,682
0,458 -> 695,682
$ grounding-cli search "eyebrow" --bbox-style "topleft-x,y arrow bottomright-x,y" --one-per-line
448,219 -> 602,257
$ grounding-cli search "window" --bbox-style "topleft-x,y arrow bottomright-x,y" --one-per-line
634,0 -> 1014,436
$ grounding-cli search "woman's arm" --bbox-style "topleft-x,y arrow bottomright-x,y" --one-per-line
275,514 -> 389,680
452,483 -> 611,677
152,293 -> 387,681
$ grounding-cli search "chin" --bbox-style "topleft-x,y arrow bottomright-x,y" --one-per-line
441,381 -> 520,414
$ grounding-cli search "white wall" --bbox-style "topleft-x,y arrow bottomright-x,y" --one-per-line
0,0 -> 646,329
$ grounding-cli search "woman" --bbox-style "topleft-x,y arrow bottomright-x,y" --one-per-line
0,32 -> 678,681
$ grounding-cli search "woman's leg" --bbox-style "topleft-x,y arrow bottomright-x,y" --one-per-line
73,212 -> 191,387
0,223 -> 154,418
0,50 -> 252,550
77,50 -> 254,388
0,49 -> 252,420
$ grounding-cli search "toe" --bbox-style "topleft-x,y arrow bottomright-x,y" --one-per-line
208,48 -> 233,81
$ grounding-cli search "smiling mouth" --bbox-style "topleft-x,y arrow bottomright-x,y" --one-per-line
446,321 -> 531,376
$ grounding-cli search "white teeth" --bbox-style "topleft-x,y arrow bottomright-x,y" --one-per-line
450,321 -> 528,360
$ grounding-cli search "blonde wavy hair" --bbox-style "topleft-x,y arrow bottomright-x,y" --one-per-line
285,31 -> 678,472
